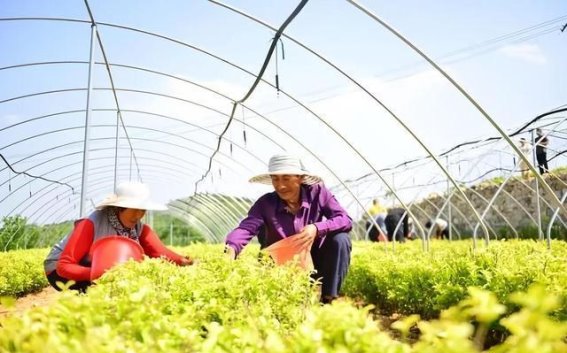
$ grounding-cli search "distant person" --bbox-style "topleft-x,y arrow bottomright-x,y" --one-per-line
366,199 -> 387,242
368,198 -> 386,217
425,218 -> 449,239
407,217 -> 417,240
534,128 -> 549,175
518,138 -> 532,180
384,207 -> 410,242
518,137 -> 532,179
224,154 -> 352,304
44,182 -> 194,292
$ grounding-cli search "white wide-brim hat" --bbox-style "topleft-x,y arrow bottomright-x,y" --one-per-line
95,181 -> 167,211
249,154 -> 322,185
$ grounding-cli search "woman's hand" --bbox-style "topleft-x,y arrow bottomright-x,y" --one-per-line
224,245 -> 236,260
179,256 -> 194,266
294,224 -> 318,248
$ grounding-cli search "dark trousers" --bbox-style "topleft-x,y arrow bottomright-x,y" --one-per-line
385,216 -> 406,242
47,270 -> 91,293
536,152 -> 548,174
310,232 -> 351,298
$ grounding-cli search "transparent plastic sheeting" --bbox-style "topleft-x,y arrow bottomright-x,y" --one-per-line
0,1 -> 566,246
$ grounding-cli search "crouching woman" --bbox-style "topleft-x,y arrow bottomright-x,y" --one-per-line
44,181 -> 193,292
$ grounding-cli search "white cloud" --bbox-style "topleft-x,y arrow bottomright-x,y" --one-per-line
499,44 -> 547,64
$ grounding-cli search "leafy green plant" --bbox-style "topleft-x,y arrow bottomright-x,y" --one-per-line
0,215 -> 27,250
343,240 -> 567,320
1,243 -> 566,353
0,248 -> 48,297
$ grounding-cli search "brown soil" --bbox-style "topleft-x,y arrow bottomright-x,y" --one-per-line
374,312 -> 421,343
0,287 -> 60,318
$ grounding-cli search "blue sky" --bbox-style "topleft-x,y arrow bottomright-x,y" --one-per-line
1,1 -> 566,223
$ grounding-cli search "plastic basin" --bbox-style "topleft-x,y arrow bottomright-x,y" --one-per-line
90,236 -> 144,281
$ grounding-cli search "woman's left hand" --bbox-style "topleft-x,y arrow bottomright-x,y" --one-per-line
294,224 -> 317,248
180,256 -> 194,266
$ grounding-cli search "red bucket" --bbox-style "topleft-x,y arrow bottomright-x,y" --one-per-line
90,236 -> 144,281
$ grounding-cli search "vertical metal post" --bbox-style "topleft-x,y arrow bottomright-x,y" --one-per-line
446,155 -> 452,241
147,210 -> 153,229
113,111 -> 120,191
390,172 -> 396,252
79,23 -> 97,218
129,149 -> 133,182
391,173 -> 395,207
532,130 -> 543,240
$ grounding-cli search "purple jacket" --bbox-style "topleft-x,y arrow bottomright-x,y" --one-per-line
226,183 -> 352,255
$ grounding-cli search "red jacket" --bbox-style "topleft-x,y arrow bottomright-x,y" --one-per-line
46,218 -> 186,281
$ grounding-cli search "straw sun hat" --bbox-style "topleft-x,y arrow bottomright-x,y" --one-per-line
249,154 -> 322,185
95,182 -> 167,211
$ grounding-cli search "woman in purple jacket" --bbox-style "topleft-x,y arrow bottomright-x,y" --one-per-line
224,154 -> 352,303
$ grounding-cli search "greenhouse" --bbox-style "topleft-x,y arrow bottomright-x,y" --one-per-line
1,1 -> 566,352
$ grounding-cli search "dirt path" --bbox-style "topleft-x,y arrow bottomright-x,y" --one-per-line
0,287 -> 60,318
